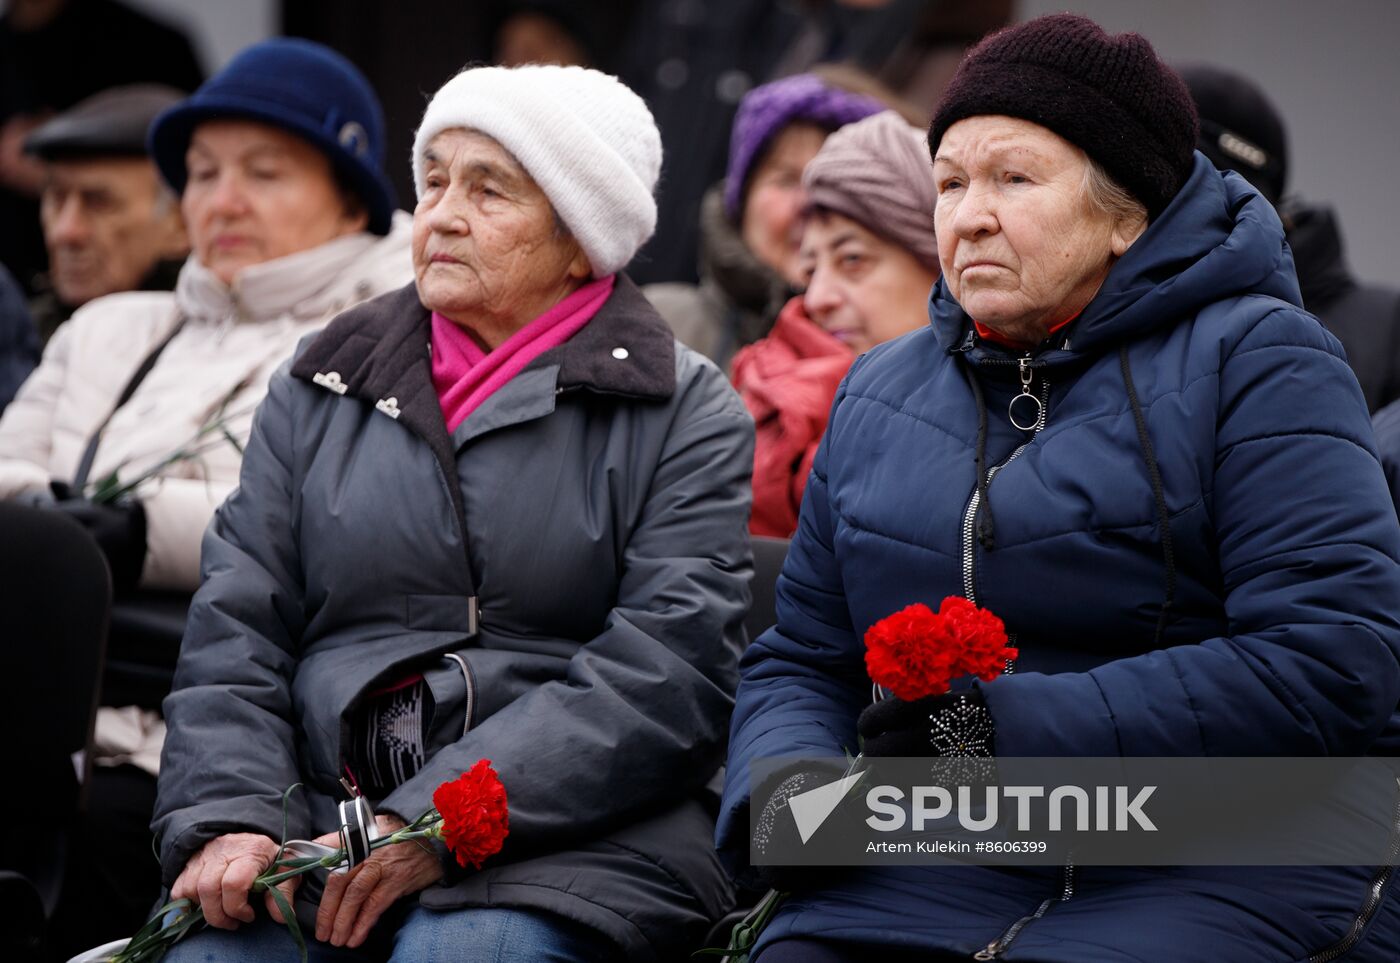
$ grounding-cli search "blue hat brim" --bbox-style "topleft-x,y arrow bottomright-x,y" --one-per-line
149,95 -> 397,236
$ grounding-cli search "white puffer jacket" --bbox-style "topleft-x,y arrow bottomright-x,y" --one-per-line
0,213 -> 413,590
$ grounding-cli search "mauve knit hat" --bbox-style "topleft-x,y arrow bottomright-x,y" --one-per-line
802,111 -> 939,270
929,13 -> 1198,219
414,64 -> 661,277
724,74 -> 886,222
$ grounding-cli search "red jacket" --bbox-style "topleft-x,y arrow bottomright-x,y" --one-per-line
731,296 -> 853,536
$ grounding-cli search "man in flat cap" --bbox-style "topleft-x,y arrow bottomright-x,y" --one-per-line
24,84 -> 189,344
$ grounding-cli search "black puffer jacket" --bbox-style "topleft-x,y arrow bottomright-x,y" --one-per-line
1288,203 -> 1400,412
153,276 -> 755,959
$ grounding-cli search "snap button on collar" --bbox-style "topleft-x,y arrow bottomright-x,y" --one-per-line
611,347 -> 630,360
313,371 -> 348,395
375,396 -> 401,419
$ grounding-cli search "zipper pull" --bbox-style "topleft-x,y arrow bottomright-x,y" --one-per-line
1008,356 -> 1043,431
974,943 -> 1002,960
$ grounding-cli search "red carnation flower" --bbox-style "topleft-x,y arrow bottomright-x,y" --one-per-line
937,596 -> 1017,682
864,597 -> 1015,701
432,759 -> 510,869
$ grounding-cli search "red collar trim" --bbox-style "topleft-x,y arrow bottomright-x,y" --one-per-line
973,311 -> 1082,350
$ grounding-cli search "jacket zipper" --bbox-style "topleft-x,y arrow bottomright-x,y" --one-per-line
961,356 -> 1070,961
973,898 -> 1054,961
973,861 -> 1076,960
1306,789 -> 1400,962
442,651 -> 478,734
961,358 -> 1050,605
460,653 -> 478,731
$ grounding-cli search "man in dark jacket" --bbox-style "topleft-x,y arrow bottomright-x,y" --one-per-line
0,265 -> 38,412
0,0 -> 202,295
1183,64 -> 1400,413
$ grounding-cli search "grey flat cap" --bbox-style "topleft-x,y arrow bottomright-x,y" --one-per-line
25,84 -> 185,160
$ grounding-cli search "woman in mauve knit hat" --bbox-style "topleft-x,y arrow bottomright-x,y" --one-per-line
732,110 -> 939,538
150,64 -> 752,962
720,13 -> 1400,962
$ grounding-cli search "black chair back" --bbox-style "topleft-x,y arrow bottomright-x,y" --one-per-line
745,536 -> 791,643
105,591 -> 190,710
0,503 -> 111,914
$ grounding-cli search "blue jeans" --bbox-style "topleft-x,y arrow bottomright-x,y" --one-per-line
159,904 -> 616,962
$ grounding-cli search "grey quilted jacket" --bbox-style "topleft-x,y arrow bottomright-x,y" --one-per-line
153,276 -> 755,959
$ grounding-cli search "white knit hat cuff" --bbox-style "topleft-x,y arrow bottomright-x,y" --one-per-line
413,71 -> 658,278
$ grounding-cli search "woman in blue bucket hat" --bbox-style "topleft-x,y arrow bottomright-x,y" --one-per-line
2,38 -> 412,959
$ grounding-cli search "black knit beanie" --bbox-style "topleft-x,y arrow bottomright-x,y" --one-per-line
929,14 -> 1199,219
1179,64 -> 1288,205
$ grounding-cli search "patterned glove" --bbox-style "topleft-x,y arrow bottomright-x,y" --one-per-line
750,764 -> 847,892
857,688 -> 995,758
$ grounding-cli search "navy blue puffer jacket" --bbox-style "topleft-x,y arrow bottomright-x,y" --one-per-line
717,155 -> 1400,962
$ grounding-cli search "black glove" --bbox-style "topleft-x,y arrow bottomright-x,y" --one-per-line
857,688 -> 995,758
750,764 -> 848,893
50,493 -> 147,592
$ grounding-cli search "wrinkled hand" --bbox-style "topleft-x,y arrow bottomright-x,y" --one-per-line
314,814 -> 443,949
172,833 -> 295,930
857,689 -> 994,758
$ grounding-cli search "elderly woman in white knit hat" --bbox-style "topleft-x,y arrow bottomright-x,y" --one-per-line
150,64 -> 754,962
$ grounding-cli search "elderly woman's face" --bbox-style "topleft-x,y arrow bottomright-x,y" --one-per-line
414,129 -> 588,331
741,122 -> 828,286
798,211 -> 937,354
182,120 -> 367,285
933,115 -> 1136,345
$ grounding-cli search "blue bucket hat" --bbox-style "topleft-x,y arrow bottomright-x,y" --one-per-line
149,38 -> 396,235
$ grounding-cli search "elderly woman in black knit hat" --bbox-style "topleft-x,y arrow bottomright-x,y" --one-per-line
718,13 -> 1400,962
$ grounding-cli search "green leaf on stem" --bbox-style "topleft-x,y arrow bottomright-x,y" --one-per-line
221,425 -> 244,455
273,782 -> 303,867
690,888 -> 788,961
265,883 -> 308,963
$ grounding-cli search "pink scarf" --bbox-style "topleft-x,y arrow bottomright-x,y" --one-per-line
431,274 -> 616,432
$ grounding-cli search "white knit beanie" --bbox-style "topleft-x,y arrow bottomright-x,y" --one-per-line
412,64 -> 662,278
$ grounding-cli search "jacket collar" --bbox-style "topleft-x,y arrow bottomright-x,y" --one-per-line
290,273 -> 676,434
174,213 -> 413,326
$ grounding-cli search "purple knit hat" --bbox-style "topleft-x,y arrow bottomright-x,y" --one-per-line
723,74 -> 885,222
